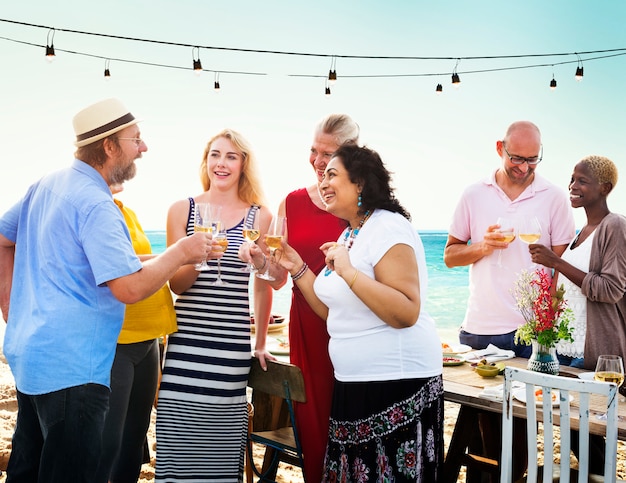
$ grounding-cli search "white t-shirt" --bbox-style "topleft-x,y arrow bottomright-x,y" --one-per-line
314,209 -> 442,382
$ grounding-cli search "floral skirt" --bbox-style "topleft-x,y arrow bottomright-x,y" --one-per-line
323,375 -> 444,482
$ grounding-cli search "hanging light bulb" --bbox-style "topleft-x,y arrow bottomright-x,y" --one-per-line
214,72 -> 220,91
451,59 -> 461,88
328,56 -> 337,85
192,47 -> 202,76
574,54 -> 584,82
451,73 -> 461,87
104,59 -> 111,80
435,83 -> 443,94
325,79 -> 331,97
575,66 -> 584,81
45,29 -> 56,62
549,66 -> 557,90
550,76 -> 557,90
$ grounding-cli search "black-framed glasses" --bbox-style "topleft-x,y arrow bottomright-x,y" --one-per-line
117,137 -> 144,147
502,143 -> 543,166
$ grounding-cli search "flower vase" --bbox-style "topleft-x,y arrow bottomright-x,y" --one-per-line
527,340 -> 559,375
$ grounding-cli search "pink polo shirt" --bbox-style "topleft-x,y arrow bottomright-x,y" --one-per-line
448,170 -> 575,335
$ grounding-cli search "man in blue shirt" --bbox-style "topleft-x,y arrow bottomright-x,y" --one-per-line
0,98 -> 212,482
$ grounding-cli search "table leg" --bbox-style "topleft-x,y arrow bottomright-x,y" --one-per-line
443,405 -> 482,483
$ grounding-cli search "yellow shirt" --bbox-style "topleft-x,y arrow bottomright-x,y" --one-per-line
114,199 -> 177,344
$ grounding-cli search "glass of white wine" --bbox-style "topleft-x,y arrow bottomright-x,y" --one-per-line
519,216 -> 542,268
241,207 -> 260,273
519,216 -> 542,245
210,219 -> 229,286
256,215 -> 286,282
494,216 -> 516,268
193,202 -> 212,271
594,354 -> 625,419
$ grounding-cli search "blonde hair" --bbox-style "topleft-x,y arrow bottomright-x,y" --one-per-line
199,129 -> 267,206
579,155 -> 618,189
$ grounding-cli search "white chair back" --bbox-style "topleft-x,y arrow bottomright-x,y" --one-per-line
500,367 -> 618,483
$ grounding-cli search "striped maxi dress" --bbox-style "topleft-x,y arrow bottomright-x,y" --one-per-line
156,201 -> 255,482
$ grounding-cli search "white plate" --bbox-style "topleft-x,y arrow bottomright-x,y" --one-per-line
267,338 -> 290,356
578,372 -> 595,381
512,386 -> 573,406
442,343 -> 472,354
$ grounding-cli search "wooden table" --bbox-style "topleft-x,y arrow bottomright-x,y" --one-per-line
442,357 -> 626,482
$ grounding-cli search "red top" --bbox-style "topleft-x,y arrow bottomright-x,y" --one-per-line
285,187 -> 344,482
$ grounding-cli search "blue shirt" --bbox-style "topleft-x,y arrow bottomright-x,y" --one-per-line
0,160 -> 142,394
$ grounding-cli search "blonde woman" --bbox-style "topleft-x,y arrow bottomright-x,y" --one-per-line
156,129 -> 274,482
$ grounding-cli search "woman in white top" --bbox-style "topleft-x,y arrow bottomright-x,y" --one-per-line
530,155 -> 624,475
272,144 -> 443,481
530,155 -> 622,370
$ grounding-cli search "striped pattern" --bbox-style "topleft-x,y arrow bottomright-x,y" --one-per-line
156,207 -> 254,482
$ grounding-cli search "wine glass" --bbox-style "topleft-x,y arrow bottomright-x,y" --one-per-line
594,355 -> 625,419
494,216 -> 516,268
193,203 -> 212,271
241,207 -> 260,273
519,216 -> 542,268
518,216 -> 542,245
209,212 -> 229,286
256,215 -> 286,282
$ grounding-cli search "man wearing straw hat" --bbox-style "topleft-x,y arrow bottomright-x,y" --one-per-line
0,98 -> 212,482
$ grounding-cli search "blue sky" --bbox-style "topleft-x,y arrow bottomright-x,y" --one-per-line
1,1 -> 625,230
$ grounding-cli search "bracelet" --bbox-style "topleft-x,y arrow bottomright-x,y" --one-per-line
348,269 -> 359,289
255,254 -> 267,272
291,263 -> 308,281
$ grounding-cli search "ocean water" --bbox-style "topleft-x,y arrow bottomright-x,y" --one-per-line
146,230 -> 468,343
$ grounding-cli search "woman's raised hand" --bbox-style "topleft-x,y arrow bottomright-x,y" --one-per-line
320,242 -> 352,277
272,240 -> 302,274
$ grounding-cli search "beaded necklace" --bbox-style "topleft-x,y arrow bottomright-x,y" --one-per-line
324,210 -> 371,276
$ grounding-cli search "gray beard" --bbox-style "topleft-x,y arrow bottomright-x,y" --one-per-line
109,161 -> 137,185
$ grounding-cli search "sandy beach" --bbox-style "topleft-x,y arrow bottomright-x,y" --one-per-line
0,342 -> 625,482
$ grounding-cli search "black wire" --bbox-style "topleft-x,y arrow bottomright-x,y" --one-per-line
2,17 -> 625,79
2,17 -> 626,61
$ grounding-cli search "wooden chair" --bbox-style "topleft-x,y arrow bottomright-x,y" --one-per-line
501,367 -> 620,483
246,356 -> 306,482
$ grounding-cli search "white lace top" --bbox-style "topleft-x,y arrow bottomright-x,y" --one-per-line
555,231 -> 595,358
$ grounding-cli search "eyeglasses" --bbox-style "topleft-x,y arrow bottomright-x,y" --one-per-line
502,143 -> 543,165
117,137 -> 144,147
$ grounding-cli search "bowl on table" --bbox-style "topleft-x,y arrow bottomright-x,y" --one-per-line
475,364 -> 501,378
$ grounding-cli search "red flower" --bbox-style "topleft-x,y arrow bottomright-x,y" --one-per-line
513,268 -> 574,347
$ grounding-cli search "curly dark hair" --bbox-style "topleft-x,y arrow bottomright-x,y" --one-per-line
332,144 -> 411,221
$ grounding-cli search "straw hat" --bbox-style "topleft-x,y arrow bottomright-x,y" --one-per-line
73,98 -> 138,147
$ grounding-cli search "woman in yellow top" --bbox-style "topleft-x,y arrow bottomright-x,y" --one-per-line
95,184 -> 178,483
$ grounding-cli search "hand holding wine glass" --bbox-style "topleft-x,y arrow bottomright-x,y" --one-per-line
494,216 -> 516,267
256,215 -> 286,282
193,203 -> 213,271
210,222 -> 229,286
241,207 -> 260,273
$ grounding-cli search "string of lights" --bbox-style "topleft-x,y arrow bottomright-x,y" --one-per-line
2,17 -> 626,95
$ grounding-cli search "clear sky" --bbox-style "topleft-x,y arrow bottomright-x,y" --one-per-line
1,0 -> 625,230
